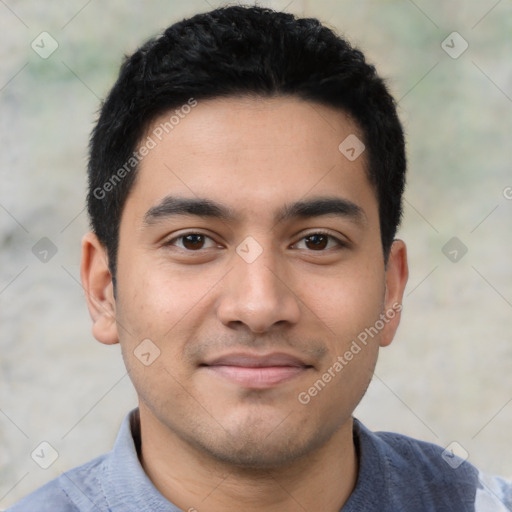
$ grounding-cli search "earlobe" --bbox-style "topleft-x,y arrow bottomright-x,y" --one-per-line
380,239 -> 409,347
80,232 -> 119,345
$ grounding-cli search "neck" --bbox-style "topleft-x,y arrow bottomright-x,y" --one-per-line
138,406 -> 358,512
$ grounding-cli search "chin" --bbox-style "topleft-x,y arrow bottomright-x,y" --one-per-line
196,415 -> 333,471
205,436 -> 312,470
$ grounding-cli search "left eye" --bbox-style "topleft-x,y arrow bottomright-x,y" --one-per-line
294,233 -> 344,251
167,233 -> 217,251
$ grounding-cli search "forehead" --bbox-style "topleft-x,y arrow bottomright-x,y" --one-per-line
124,95 -> 377,226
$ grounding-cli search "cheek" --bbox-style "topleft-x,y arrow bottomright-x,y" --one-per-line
114,260 -> 223,382
114,271 -> 199,411
116,257 -> 206,330
301,263 -> 385,337
296,332 -> 379,436
306,264 -> 386,411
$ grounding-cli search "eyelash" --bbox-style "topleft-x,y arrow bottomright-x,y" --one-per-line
293,230 -> 348,250
164,231 -> 348,252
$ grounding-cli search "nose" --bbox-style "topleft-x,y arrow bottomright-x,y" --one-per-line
216,247 -> 301,334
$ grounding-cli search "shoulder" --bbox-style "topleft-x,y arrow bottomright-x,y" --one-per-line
374,428 -> 475,480
6,454 -> 108,512
351,419 -> 500,510
373,427 -> 480,499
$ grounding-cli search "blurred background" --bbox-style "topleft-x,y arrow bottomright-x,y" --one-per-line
1,0 -> 511,507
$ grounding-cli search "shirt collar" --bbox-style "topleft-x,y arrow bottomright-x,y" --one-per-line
101,409 -> 377,512
102,408 -> 181,512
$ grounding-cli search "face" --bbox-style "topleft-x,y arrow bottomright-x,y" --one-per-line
82,96 -> 407,469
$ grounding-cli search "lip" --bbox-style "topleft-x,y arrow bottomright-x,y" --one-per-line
201,352 -> 313,389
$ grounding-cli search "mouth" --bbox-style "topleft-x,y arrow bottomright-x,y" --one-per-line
200,352 -> 314,389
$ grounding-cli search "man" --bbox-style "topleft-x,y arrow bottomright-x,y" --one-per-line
8,5 -> 511,511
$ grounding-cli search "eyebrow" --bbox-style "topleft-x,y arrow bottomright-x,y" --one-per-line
275,197 -> 366,225
142,195 -> 366,227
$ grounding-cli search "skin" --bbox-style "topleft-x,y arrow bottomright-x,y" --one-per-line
81,96 -> 408,512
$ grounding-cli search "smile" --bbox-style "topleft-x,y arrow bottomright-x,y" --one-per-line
201,352 -> 314,389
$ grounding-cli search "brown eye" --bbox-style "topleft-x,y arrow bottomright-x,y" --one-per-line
294,232 -> 345,251
304,234 -> 329,250
166,233 -> 217,251
182,234 -> 206,250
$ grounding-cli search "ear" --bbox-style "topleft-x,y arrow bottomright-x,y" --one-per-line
380,239 -> 408,347
80,232 -> 119,345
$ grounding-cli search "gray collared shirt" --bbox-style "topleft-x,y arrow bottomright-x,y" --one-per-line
7,408 -> 512,511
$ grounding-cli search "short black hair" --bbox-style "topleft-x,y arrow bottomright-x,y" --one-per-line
87,4 -> 406,281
